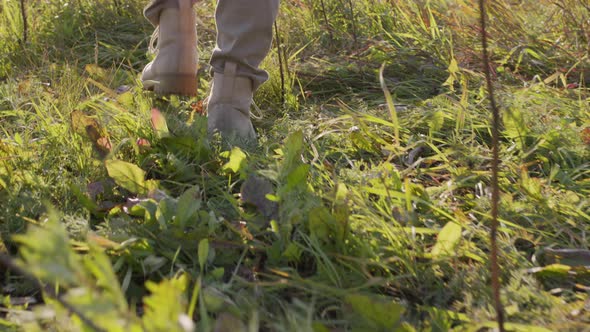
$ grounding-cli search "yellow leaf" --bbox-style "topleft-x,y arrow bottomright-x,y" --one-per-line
431,221 -> 462,258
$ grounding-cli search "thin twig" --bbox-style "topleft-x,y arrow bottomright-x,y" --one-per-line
0,254 -> 107,332
478,1 -> 505,331
318,0 -> 334,41
274,21 -> 286,105
346,0 -> 358,46
19,0 -> 28,44
113,0 -> 122,16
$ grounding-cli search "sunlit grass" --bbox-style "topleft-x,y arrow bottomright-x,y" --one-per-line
0,0 -> 589,330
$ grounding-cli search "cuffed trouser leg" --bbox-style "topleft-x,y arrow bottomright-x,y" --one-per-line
210,0 -> 279,91
144,0 -> 198,26
141,0 -> 199,95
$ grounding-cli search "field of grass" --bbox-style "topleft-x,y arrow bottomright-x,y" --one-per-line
0,0 -> 589,330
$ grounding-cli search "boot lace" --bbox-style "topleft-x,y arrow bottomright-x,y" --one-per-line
148,26 -> 159,55
250,101 -> 263,120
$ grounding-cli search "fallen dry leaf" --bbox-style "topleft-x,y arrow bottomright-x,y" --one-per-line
581,127 -> 590,145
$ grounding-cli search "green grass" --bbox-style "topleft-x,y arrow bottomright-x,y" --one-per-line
1,0 -> 589,331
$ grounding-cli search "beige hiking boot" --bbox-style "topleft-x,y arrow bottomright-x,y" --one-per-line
141,1 -> 198,96
207,62 -> 257,144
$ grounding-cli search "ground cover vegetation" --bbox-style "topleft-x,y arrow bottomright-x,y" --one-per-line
0,0 -> 589,330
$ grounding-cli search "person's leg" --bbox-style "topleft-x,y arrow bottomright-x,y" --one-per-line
144,0 -> 198,27
210,0 -> 279,90
207,0 -> 279,143
141,0 -> 198,95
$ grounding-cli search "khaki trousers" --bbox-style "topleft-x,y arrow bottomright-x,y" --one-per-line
144,0 -> 279,90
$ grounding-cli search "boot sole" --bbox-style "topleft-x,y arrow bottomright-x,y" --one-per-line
152,74 -> 198,96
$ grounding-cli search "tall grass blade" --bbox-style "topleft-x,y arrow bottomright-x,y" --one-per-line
379,63 -> 400,145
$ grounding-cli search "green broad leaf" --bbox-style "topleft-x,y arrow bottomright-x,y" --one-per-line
428,110 -> 445,135
70,183 -> 98,214
431,221 -> 462,258
13,207 -> 81,286
285,164 -> 310,190
266,239 -> 282,263
503,108 -> 529,150
529,264 -> 571,277
282,242 -> 302,262
198,238 -> 209,271
423,306 -> 471,324
62,291 -> 130,332
158,135 -> 210,165
402,227 -> 438,235
504,323 -> 553,332
116,91 -> 134,108
144,179 -> 160,196
442,58 -> 459,91
176,186 -> 201,228
160,136 -> 198,154
151,108 -> 169,138
335,183 -> 349,203
82,245 -> 128,311
464,251 -> 486,263
211,267 -> 225,280
202,287 -> 227,313
309,206 -> 335,241
527,264 -> 590,287
474,321 -> 553,332
350,130 -> 377,153
282,130 -> 304,172
519,170 -> 543,200
13,132 -> 23,146
143,274 -> 190,331
153,205 -> 166,229
199,289 -> 211,331
345,294 -> 404,329
105,160 -> 147,195
188,276 -> 201,319
312,322 -> 330,332
12,207 -> 143,332
159,197 -> 177,222
221,147 -> 247,173
270,220 -> 280,234
135,199 -> 159,223
85,64 -> 108,80
213,312 -> 246,332
0,317 -> 17,328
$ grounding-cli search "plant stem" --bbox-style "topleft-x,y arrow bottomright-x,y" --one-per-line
19,0 -> 28,44
478,1 -> 506,331
319,0 -> 333,41
347,0 -> 357,46
274,21 -> 286,105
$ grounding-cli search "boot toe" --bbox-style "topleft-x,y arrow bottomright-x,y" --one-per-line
208,105 -> 257,144
141,62 -> 157,91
